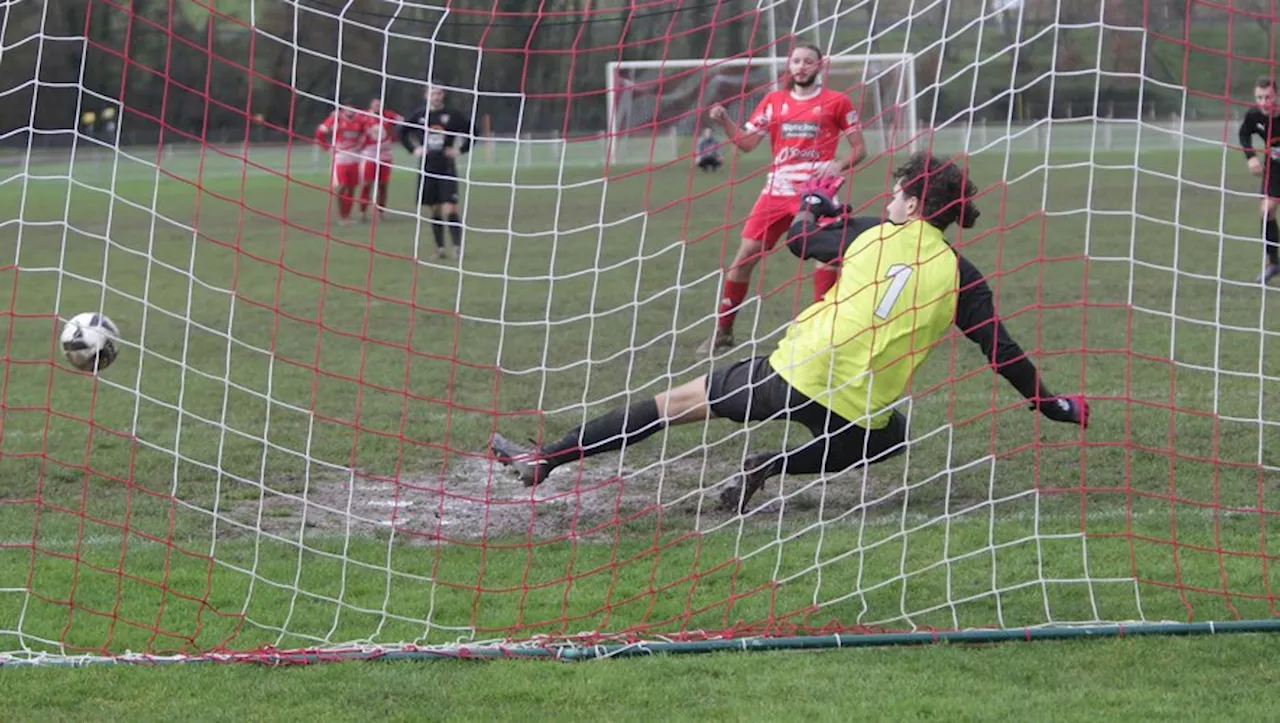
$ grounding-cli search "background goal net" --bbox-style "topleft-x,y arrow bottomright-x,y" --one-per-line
2,0 -> 1278,664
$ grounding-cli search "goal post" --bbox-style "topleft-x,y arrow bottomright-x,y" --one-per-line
605,53 -> 918,167
5,0 -> 1280,668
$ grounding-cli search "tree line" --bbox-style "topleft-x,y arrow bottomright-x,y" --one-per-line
0,0 -> 1275,148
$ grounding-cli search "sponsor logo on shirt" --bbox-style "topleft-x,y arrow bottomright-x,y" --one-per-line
776,146 -> 823,163
427,125 -> 446,151
781,121 -> 819,138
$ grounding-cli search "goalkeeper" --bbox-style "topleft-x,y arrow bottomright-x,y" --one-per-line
490,152 -> 1089,513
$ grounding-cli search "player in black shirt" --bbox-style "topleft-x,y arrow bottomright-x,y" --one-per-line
1238,77 -> 1280,284
401,86 -> 473,260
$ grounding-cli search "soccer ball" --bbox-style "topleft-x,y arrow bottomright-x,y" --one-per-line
60,312 -> 120,372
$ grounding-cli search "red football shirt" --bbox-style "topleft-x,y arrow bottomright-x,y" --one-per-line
744,88 -> 859,197
363,109 -> 404,163
316,110 -> 370,166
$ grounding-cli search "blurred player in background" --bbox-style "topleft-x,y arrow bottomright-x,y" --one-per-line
489,153 -> 1088,513
1239,77 -> 1280,284
699,43 -> 867,356
696,128 -> 723,172
401,85 -> 473,259
315,98 -> 370,226
359,98 -> 404,223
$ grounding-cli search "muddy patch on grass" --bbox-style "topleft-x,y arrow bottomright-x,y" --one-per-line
223,453 -> 920,543
290,455 -> 745,542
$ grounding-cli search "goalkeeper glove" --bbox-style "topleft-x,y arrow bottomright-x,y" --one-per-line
799,176 -> 846,218
1032,395 -> 1089,428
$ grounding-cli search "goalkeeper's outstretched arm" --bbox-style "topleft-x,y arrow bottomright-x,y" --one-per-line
953,256 -> 1088,426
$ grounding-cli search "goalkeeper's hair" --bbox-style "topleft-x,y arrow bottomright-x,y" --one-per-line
894,152 -> 981,231
1257,77 -> 1276,91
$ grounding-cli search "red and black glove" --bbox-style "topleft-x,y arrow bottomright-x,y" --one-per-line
799,175 -> 846,218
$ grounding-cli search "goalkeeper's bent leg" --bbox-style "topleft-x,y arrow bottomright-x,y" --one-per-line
757,412 -> 906,478
720,410 -> 907,512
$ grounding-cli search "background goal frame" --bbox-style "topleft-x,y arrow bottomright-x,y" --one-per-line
604,53 -> 919,166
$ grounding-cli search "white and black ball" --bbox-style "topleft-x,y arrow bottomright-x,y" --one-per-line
59,312 -> 120,372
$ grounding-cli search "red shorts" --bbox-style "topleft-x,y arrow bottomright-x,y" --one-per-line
742,194 -> 801,248
330,162 -> 360,188
361,159 -> 392,184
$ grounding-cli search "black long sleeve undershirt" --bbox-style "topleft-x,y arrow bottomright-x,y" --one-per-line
952,254 -> 1052,402
784,216 -> 1053,404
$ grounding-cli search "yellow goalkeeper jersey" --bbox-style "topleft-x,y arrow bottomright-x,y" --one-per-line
769,219 -> 959,429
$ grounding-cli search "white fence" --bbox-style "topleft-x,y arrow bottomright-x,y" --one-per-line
0,119 -> 1245,185
920,118 -> 1237,156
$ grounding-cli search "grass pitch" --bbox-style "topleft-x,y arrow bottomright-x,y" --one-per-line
2,133 -> 1280,669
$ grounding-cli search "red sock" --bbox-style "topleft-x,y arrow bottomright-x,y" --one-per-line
813,266 -> 840,302
338,191 -> 352,219
359,183 -> 373,211
378,182 -> 389,209
718,279 -> 750,331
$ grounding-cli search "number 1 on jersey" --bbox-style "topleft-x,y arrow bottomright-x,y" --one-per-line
874,264 -> 913,319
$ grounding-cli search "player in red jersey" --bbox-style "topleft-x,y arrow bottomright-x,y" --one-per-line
314,98 -> 370,225
698,43 -> 867,356
358,98 -> 404,222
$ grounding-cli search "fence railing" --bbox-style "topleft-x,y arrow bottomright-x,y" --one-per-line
0,118 -> 1246,183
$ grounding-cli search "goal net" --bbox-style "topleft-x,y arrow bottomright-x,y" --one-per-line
2,0 -> 1279,664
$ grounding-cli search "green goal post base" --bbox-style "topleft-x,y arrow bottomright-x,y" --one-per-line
4,619 -> 1278,668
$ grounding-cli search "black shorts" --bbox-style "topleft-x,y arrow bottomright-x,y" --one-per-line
1264,161 -> 1280,199
706,356 -> 906,462
419,167 -> 459,206
697,155 -> 722,171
